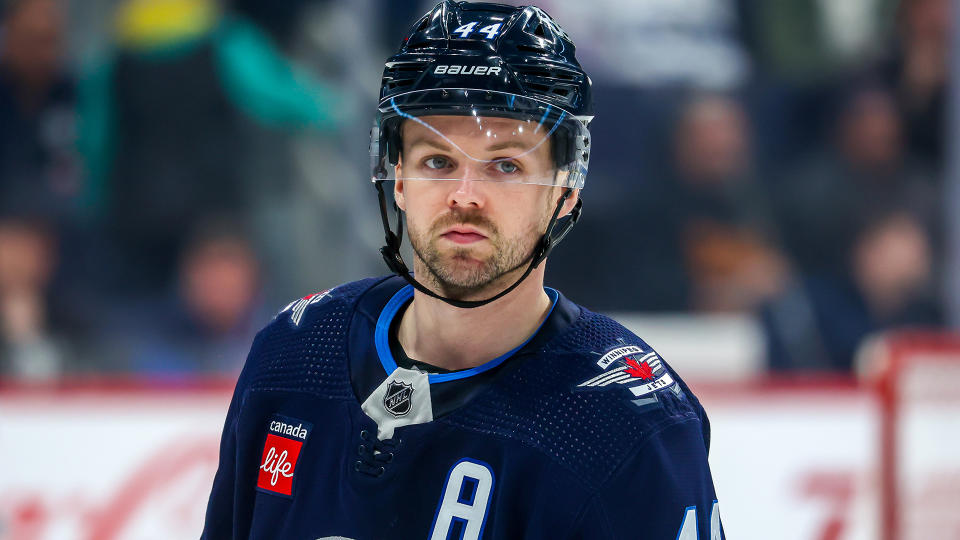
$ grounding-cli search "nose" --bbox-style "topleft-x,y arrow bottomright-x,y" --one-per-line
446,166 -> 485,209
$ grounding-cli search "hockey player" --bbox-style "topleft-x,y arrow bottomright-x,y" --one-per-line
202,2 -> 723,539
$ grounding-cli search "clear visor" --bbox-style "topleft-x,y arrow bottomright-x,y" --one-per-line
371,89 -> 591,188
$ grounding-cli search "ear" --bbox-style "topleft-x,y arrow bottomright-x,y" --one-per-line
558,188 -> 580,218
394,161 -> 406,211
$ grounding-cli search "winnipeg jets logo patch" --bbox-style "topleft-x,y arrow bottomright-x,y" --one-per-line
383,380 -> 414,417
280,289 -> 331,326
576,344 -> 674,398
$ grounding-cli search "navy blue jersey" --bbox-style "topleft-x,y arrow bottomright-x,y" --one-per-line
202,277 -> 724,539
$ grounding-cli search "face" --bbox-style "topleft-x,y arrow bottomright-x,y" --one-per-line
675,96 -> 749,185
0,220 -> 55,294
1,0 -> 64,89
394,115 -> 576,299
841,89 -> 902,169
181,238 -> 260,334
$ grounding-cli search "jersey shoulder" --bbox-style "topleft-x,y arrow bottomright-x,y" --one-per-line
238,276 -> 390,399
543,309 -> 706,422
443,306 -> 710,491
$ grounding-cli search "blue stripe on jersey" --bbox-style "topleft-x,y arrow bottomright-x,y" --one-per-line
374,285 -> 560,383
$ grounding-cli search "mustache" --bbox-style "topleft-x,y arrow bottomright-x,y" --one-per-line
430,210 -> 498,237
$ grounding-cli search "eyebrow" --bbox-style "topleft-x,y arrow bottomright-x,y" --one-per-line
406,138 -> 453,152
486,140 -> 533,152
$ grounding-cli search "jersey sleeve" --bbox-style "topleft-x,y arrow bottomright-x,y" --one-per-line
201,330 -> 265,540
568,418 -> 724,540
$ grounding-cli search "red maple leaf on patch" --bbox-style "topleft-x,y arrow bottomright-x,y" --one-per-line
624,357 -> 654,379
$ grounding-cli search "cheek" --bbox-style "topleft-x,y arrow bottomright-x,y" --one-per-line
501,189 -> 553,236
401,183 -> 448,227
533,187 -> 559,224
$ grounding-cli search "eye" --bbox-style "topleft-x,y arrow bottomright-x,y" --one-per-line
493,160 -> 520,174
424,156 -> 452,170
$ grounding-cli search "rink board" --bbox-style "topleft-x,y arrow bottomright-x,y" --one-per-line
0,380 -> 880,540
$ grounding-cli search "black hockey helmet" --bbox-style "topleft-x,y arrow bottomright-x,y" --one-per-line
380,1 -> 593,115
371,1 -> 594,308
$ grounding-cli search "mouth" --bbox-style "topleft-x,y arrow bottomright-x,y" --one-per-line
440,226 -> 488,245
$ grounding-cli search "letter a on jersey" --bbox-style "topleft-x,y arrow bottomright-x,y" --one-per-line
431,459 -> 495,540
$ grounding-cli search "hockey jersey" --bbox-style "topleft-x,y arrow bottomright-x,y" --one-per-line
202,276 -> 724,539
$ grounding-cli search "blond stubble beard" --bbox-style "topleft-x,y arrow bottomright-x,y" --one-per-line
407,207 -> 550,300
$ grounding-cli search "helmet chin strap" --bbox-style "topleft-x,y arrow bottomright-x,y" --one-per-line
375,182 -> 582,309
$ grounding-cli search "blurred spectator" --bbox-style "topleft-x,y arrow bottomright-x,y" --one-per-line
108,220 -> 265,375
736,0 -> 899,184
550,93 -> 788,312
668,94 -> 789,312
78,0 -> 346,299
764,211 -> 941,371
229,0 -> 315,50
0,0 -> 80,218
884,0 -> 948,165
0,217 -> 62,379
776,85 -> 937,278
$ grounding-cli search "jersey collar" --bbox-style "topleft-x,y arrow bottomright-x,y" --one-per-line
374,284 -> 560,384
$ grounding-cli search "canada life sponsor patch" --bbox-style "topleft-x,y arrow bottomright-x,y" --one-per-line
256,415 -> 313,497
575,344 -> 675,398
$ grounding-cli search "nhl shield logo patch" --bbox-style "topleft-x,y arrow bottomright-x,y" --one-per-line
383,380 -> 414,417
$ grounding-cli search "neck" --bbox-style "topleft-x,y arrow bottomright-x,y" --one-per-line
396,265 -> 552,371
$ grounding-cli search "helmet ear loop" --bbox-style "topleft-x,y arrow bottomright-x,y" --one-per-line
375,181 -> 402,259
532,187 -> 580,268
377,122 -> 405,253
551,128 -> 572,169
387,129 -> 401,166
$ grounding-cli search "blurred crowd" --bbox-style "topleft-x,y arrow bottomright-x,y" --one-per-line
0,0 -> 951,379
